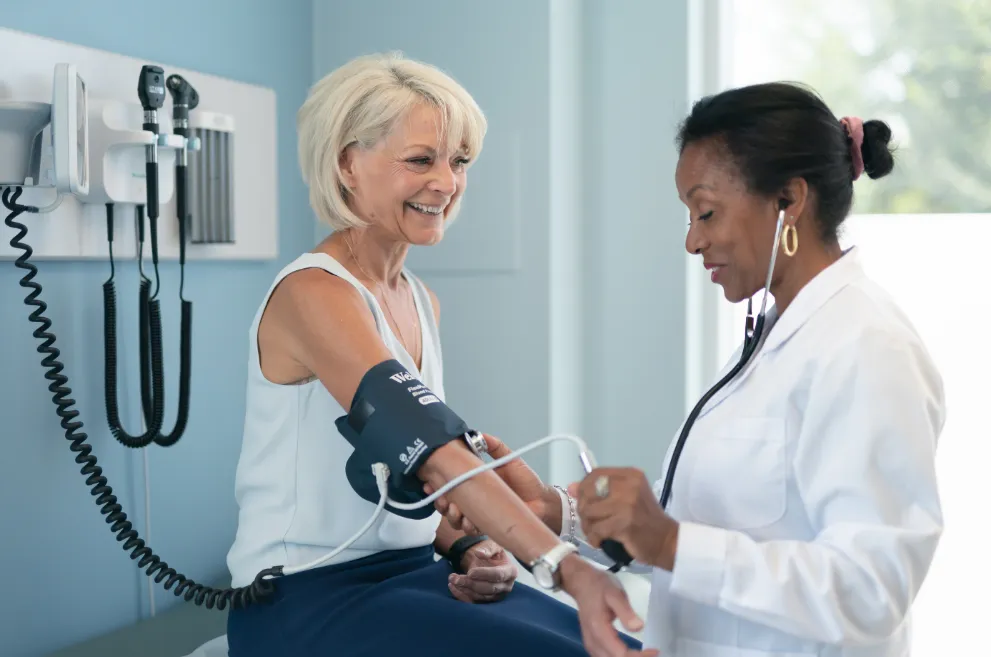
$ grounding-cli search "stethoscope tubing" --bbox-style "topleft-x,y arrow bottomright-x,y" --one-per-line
658,209 -> 787,509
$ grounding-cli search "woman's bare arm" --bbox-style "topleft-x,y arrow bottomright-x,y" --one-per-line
267,268 -> 563,565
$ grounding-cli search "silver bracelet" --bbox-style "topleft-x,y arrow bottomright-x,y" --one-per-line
553,485 -> 579,546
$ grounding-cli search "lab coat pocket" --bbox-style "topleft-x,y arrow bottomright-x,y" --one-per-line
686,417 -> 787,531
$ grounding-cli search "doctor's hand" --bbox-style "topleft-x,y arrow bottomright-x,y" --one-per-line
425,434 -> 562,534
570,468 -> 680,571
559,556 -> 660,657
449,539 -> 518,604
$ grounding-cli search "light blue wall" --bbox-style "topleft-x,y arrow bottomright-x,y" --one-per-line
0,2 -> 314,655
581,0 -> 691,476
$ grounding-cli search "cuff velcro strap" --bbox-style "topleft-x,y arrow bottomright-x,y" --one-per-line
336,359 -> 471,519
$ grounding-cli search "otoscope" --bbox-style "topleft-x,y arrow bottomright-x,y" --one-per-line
100,66 -> 170,448
102,65 -> 193,448
126,72 -> 198,447
131,67 -> 193,447
138,65 -> 166,246
166,73 -> 198,254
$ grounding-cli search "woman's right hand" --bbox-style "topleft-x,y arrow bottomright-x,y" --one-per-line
559,556 -> 659,657
424,434 -> 562,534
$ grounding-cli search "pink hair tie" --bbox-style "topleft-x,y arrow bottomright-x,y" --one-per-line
840,116 -> 865,180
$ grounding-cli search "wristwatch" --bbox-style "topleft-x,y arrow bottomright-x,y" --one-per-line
529,542 -> 579,591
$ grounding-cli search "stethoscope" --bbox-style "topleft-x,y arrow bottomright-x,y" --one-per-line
600,205 -> 788,571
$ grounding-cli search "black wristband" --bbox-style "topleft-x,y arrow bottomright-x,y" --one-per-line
445,534 -> 489,573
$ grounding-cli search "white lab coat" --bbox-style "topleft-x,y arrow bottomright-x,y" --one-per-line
642,247 -> 945,656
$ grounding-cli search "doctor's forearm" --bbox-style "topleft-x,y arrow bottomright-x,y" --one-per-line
419,442 -> 563,564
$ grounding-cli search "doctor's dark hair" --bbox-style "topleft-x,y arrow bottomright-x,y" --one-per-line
675,82 -> 895,242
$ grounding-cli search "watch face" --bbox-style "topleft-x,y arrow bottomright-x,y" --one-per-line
533,564 -> 555,589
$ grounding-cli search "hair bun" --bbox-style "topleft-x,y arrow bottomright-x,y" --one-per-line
861,119 -> 895,179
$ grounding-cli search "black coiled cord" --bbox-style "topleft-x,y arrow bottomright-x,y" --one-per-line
2,186 -> 280,610
103,203 -> 167,448
145,298 -> 191,447
102,202 -> 192,448
141,195 -> 193,447
134,198 -> 193,447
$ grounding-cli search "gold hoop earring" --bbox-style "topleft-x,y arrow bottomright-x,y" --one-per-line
781,224 -> 798,256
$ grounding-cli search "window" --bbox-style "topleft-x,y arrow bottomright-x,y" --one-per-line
707,0 -> 991,652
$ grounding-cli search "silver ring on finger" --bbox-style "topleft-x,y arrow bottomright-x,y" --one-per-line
595,475 -> 609,498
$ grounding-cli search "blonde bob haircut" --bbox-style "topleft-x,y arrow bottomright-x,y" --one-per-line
297,52 -> 488,230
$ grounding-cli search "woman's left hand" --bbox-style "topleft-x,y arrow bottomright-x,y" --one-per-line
449,539 -> 519,603
569,467 -> 680,571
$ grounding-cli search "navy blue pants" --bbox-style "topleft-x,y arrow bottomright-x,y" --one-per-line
227,546 -> 642,656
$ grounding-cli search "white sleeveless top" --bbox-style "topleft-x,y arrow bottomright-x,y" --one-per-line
226,252 -> 444,587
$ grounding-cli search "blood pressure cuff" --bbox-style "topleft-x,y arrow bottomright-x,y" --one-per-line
335,359 -> 470,519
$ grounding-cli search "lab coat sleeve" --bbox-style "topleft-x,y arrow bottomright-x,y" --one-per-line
668,332 -> 945,646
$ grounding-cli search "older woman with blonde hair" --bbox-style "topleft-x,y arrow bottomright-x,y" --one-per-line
223,52 -> 649,657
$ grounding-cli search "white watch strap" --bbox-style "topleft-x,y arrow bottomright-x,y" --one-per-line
530,541 -> 580,591
541,541 -> 579,568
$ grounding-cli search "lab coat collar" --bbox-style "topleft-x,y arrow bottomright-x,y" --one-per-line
761,246 -> 865,354
698,246 -> 865,419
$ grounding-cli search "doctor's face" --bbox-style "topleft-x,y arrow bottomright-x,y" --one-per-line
676,140 -> 783,303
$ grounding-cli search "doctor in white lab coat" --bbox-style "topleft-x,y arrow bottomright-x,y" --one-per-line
569,83 -> 946,656
432,81 -> 945,657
